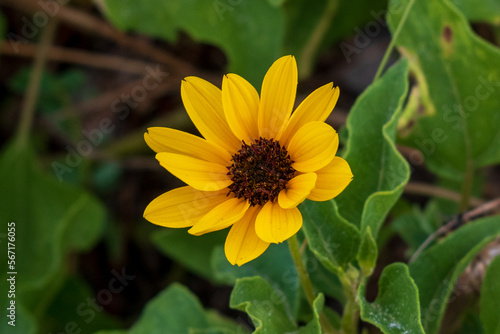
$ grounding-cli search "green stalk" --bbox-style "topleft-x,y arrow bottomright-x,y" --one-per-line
373,0 -> 416,82
298,0 -> 339,78
288,235 -> 338,333
339,270 -> 360,334
16,19 -> 58,148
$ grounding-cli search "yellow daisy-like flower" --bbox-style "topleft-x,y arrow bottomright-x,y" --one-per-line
144,55 -> 353,266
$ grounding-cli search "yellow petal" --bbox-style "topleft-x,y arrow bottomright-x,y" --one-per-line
308,157 -> 353,201
156,152 -> 231,191
224,206 -> 270,266
145,127 -> 231,165
279,83 -> 340,145
288,121 -> 339,172
222,74 -> 259,143
181,77 -> 240,154
144,186 -> 228,228
258,55 -> 298,139
188,198 -> 250,236
278,173 -> 317,209
255,202 -> 302,243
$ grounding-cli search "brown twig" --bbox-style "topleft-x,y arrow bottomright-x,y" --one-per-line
397,144 -> 424,164
2,0 -> 218,81
51,73 -> 180,121
404,182 -> 486,208
16,18 -> 58,146
1,42 -> 157,75
409,197 -> 500,263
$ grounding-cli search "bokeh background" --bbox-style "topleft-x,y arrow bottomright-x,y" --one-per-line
1,0 -> 499,333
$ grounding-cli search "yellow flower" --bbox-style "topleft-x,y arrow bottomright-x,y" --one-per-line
144,56 -> 353,266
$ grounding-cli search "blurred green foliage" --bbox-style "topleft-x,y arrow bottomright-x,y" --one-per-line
1,0 -> 500,332
0,141 -> 106,333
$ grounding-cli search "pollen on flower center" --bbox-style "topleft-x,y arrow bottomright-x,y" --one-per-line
227,138 -> 296,206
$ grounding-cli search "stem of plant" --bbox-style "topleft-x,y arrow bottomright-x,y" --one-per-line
372,0 -> 416,82
339,269 -> 360,334
15,19 -> 58,148
288,235 -> 337,333
298,0 -> 339,78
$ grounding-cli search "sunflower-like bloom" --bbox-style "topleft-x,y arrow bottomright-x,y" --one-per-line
144,56 -> 353,266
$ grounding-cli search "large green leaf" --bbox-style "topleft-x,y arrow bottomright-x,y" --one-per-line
300,200 -> 360,274
95,284 -> 246,334
130,284 -> 207,334
42,277 -> 122,333
304,246 -> 346,304
99,0 -> 283,86
389,0 -> 500,182
335,59 -> 410,236
298,294 -> 324,334
359,263 -> 425,334
409,215 -> 500,334
0,141 -> 105,334
211,244 -> 300,316
124,283 -> 206,333
230,276 -> 297,333
480,254 -> 500,334
450,0 -> 500,24
213,241 -> 346,321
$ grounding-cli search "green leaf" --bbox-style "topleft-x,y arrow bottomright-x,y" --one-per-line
409,215 -> 500,334
459,313 -> 485,334
356,226 -> 378,278
389,0 -> 500,181
305,246 -> 346,304
359,263 -> 425,334
124,283 -> 208,334
214,238 -> 345,323
203,310 -> 251,334
298,294 -> 324,334
480,253 -> 500,334
95,284 -> 245,334
268,0 -> 285,6
0,141 -> 105,334
335,60 -> 411,237
230,276 -> 297,333
300,200 -> 361,274
211,244 -> 300,315
392,201 -> 442,254
41,276 -> 122,334
450,0 -> 500,24
99,0 -> 284,85
190,328 -> 244,334
152,228 -> 226,280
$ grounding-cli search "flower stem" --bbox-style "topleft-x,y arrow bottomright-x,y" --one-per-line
373,0 -> 416,82
16,19 -> 58,148
287,235 -> 337,333
298,0 -> 339,79
339,269 -> 360,334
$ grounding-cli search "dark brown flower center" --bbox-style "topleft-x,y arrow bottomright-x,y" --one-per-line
227,138 -> 295,206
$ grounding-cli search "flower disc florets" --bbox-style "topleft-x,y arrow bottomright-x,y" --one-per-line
227,138 -> 295,206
